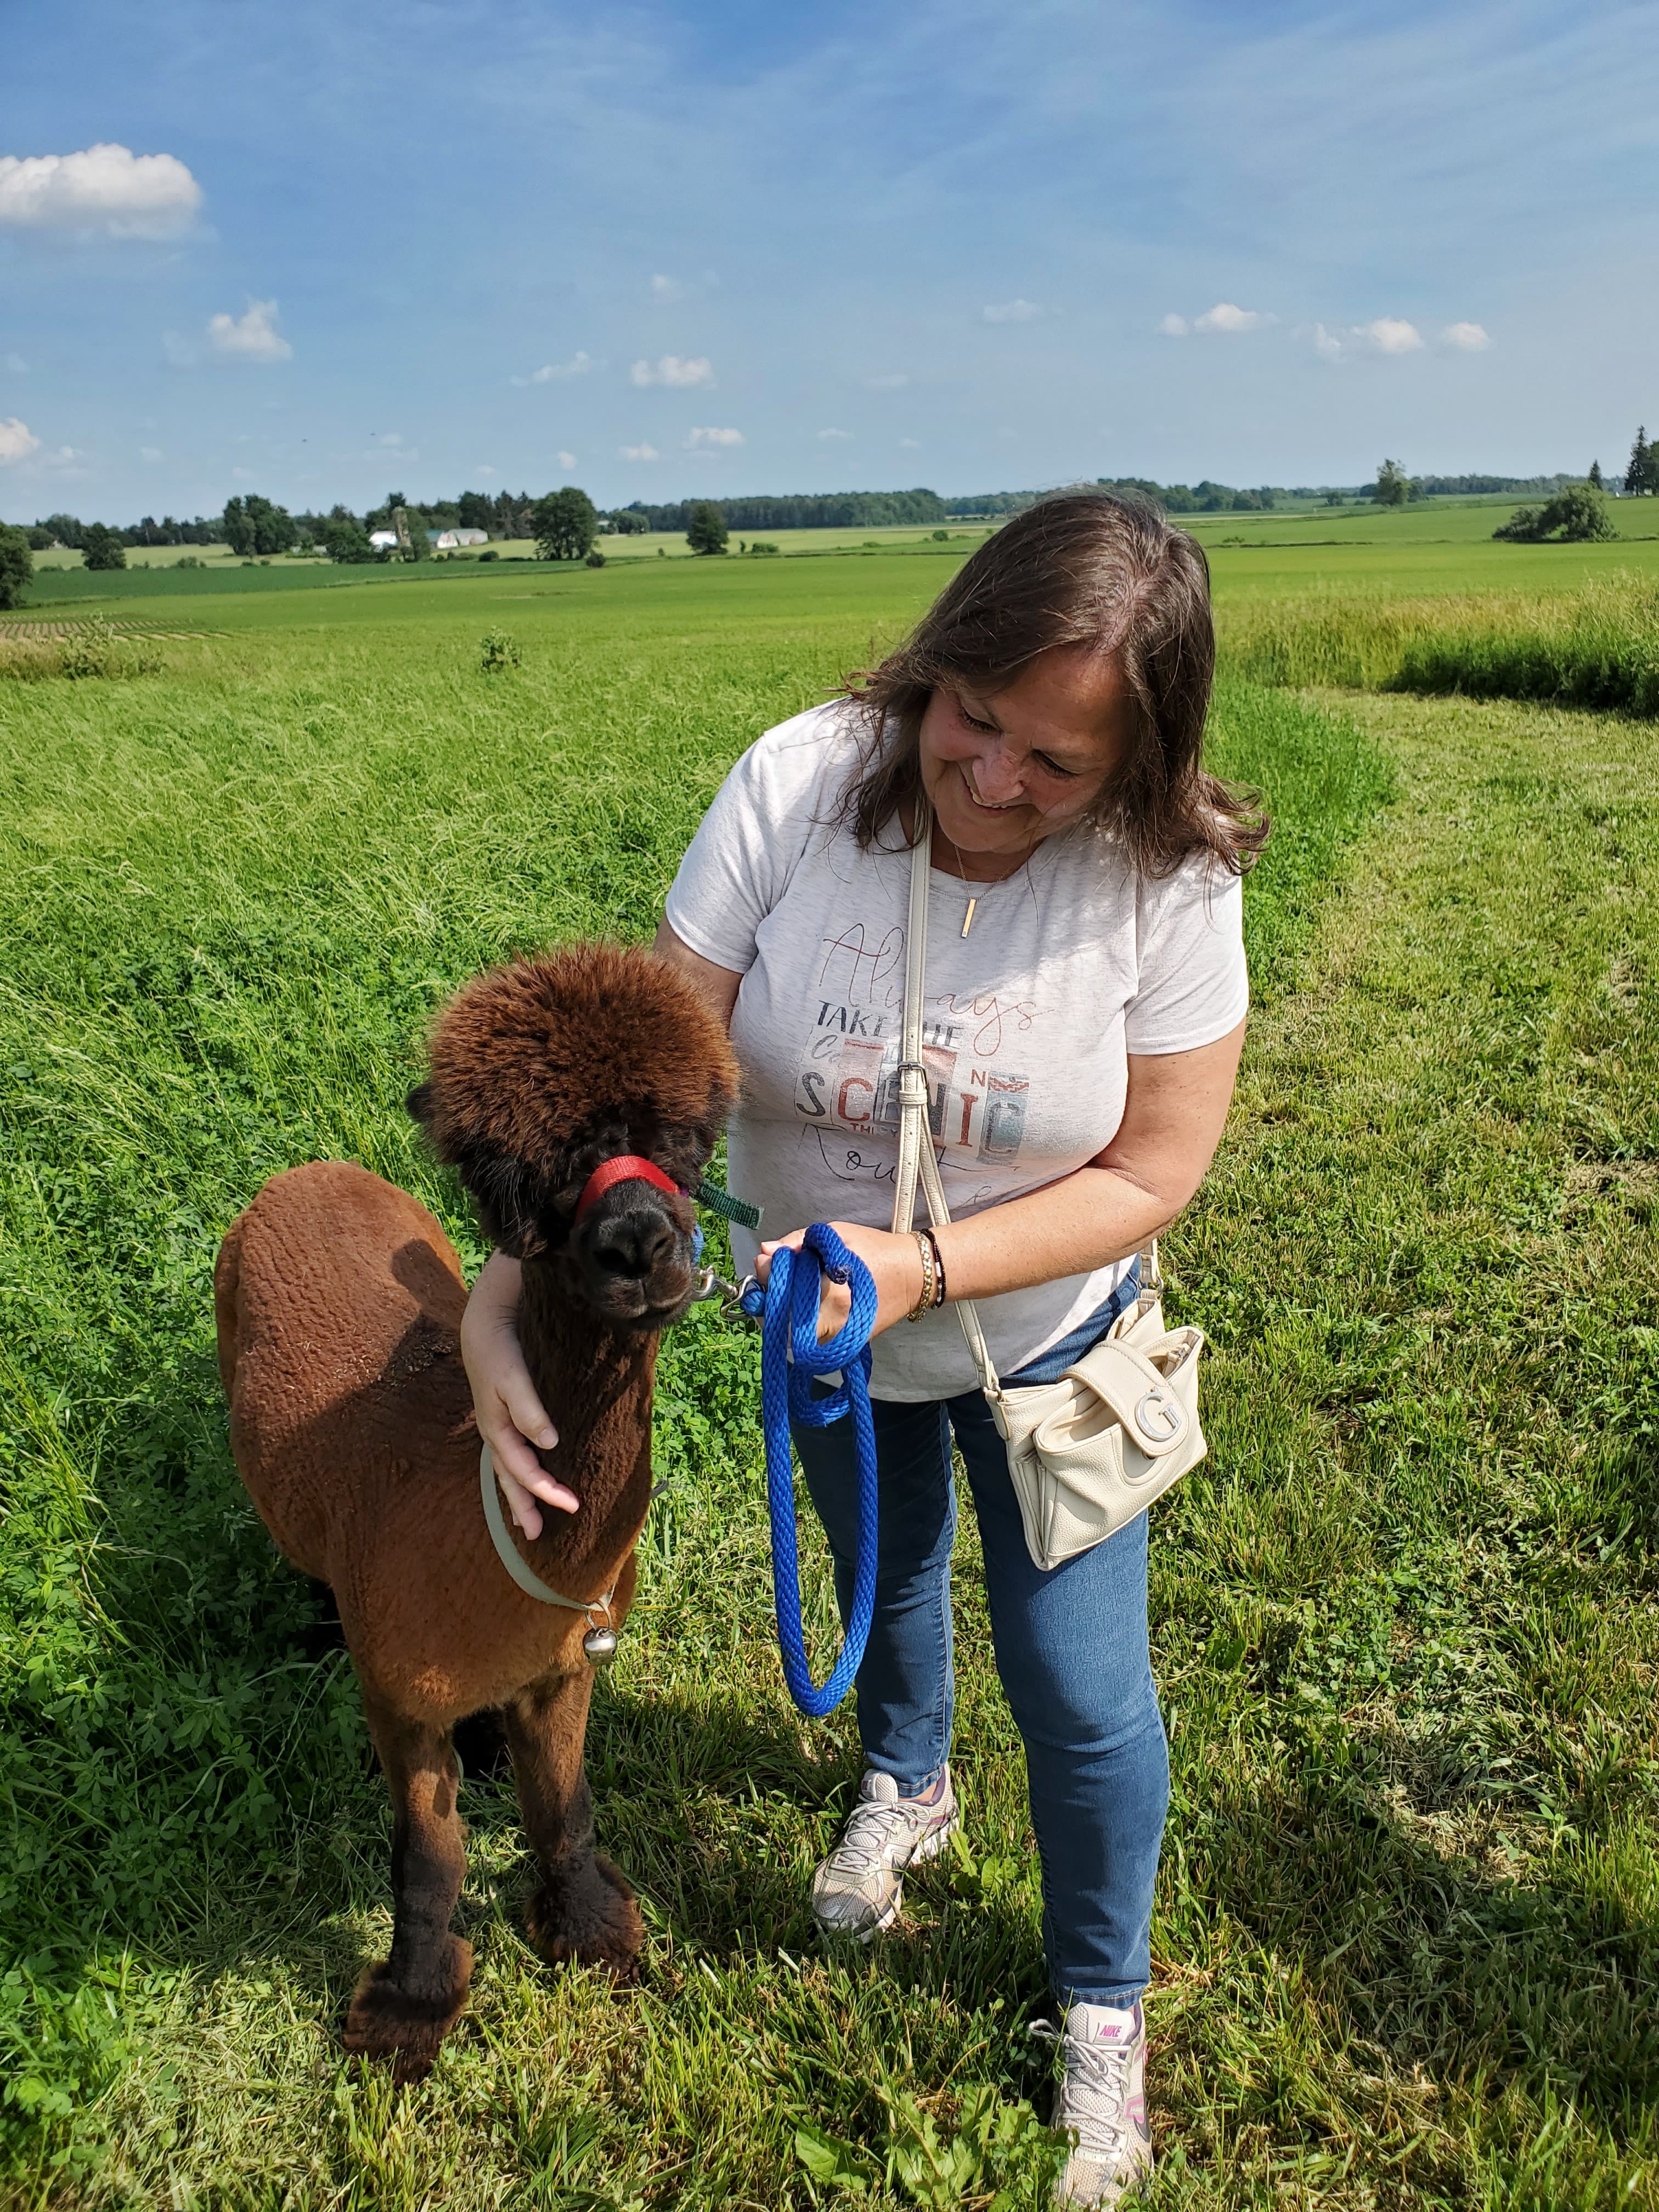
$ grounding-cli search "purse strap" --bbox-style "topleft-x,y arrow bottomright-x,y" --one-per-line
891,799 -> 1006,1407
890,801 -> 1158,1401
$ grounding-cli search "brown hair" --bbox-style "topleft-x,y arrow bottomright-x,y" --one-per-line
838,492 -> 1266,877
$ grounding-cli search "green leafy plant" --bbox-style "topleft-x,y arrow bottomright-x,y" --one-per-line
478,629 -> 522,673
795,2085 -> 1062,2209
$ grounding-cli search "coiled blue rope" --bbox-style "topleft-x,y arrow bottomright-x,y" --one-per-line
737,1223 -> 879,1718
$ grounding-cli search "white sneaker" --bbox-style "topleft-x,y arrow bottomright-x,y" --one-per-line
810,1768 -> 959,1939
1046,2000 -> 1153,2207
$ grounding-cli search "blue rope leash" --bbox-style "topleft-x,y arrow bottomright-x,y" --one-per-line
737,1223 -> 879,1718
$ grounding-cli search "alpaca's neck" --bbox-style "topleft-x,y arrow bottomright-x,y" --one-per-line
516,1264 -> 658,1587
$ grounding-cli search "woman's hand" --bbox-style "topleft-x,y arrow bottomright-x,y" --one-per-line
755,1222 -> 926,1341
459,1250 -> 579,1538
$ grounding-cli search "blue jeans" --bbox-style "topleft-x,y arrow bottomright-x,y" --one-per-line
791,1273 -> 1167,2007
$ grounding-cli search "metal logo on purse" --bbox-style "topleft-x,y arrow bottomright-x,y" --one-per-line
889,799 -> 1208,1572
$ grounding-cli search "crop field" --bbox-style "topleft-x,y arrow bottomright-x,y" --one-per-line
1,540 -> 1656,2208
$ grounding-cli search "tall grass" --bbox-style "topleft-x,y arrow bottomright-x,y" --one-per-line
1221,574 -> 1659,715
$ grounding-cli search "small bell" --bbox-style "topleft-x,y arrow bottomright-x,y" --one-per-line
582,1624 -> 619,1667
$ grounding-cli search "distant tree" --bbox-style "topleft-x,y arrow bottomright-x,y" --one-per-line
1373,459 -> 1410,507
41,511 -> 86,551
223,494 -> 297,557
456,490 -> 495,533
607,508 -> 650,535
25,524 -> 53,550
1588,459 -> 1604,490
320,512 -> 376,563
585,549 -> 606,568
82,523 -> 127,571
1493,484 -> 1616,543
0,524 -> 32,610
1625,428 -> 1652,495
685,500 -> 729,555
532,486 -> 600,561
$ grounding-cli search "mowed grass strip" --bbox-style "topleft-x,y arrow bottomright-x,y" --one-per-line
1,566 -> 1651,2204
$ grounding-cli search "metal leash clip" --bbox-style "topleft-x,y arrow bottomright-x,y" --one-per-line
695,1267 -> 760,1319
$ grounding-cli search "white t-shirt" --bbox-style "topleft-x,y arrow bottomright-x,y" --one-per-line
665,702 -> 1248,1401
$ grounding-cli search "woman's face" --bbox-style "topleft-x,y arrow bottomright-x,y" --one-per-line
917,644 -> 1136,865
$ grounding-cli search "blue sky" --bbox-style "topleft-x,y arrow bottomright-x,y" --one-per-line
2,0 -> 1655,521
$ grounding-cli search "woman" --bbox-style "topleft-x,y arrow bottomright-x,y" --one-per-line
461,494 -> 1260,2208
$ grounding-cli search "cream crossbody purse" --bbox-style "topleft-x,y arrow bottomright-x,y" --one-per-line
890,800 -> 1208,1572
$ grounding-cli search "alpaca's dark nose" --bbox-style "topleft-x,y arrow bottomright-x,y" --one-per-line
590,1207 -> 679,1280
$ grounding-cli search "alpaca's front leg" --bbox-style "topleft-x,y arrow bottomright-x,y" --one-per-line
505,1668 -> 645,1980
345,1694 -> 473,2083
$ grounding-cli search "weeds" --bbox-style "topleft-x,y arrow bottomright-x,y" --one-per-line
478,627 -> 522,672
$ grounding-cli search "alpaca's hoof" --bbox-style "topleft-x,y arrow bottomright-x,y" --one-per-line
343,1936 -> 474,2085
526,1853 -> 646,1982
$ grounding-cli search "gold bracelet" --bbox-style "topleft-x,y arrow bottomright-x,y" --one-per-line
904,1229 -> 936,1322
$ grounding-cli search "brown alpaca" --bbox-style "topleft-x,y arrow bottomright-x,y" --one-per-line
215,944 -> 738,2083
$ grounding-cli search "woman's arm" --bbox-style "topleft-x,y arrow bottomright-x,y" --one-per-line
460,922 -> 744,1537
759,1019 -> 1246,1338
652,917 -> 743,1025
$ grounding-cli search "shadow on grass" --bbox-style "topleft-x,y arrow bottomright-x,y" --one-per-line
1178,1758 -> 1659,2132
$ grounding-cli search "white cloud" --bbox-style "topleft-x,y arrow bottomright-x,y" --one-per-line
817,427 -> 854,441
139,444 -> 163,462
630,354 -> 713,387
1312,316 -> 1427,361
620,442 -> 661,461
0,143 -> 202,239
378,431 -> 404,447
686,426 -> 743,447
207,299 -> 292,363
1158,314 -> 1189,337
864,373 -> 909,389
650,273 -> 685,301
1441,321 -> 1491,351
3,353 -> 25,374
1362,316 -> 1424,354
556,449 -> 577,467
899,438 -> 922,449
983,298 -> 1041,323
474,465 -> 499,478
515,351 -> 596,385
1194,302 -> 1269,334
0,417 -> 41,464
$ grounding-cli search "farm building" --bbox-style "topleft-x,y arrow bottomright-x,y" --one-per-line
367,529 -> 400,551
429,527 -> 490,551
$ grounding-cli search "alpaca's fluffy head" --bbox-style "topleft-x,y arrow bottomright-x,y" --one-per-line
409,944 -> 739,1328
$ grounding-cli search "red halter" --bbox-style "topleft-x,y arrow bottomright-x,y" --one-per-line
573,1154 -> 681,1223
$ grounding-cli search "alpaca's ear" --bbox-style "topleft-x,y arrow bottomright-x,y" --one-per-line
407,1081 -> 435,1127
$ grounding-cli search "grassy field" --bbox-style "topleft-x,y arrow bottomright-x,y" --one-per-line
1,542 -> 1656,2207
21,500 -> 1659,618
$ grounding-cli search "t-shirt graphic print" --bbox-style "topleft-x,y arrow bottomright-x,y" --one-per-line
802,920 -> 1034,1173
665,703 -> 1248,1402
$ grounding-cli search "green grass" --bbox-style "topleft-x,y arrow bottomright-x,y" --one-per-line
0,552 -> 1655,2205
1222,576 -> 1659,716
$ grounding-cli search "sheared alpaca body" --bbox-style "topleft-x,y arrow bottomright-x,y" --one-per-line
215,945 -> 737,2084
